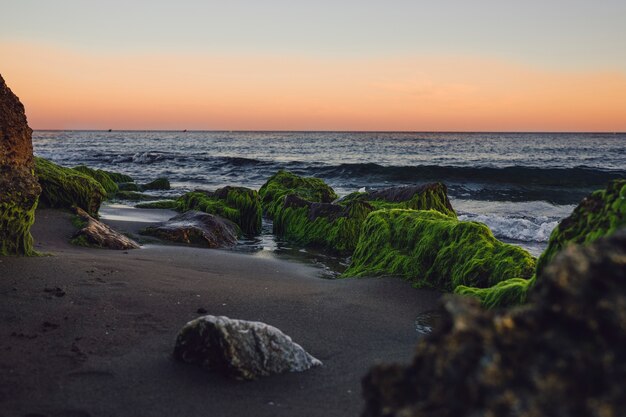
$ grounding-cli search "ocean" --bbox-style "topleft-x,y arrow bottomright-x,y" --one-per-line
32,131 -> 626,262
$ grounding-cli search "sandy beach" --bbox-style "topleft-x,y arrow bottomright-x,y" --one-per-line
0,207 -> 441,417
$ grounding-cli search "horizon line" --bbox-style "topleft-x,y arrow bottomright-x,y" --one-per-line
31,129 -> 626,135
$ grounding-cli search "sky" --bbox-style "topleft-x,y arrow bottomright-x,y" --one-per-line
1,0 -> 625,131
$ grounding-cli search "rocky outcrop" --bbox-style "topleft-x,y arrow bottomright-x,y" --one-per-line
35,157 -> 106,216
141,177 -> 170,191
361,229 -> 626,417
177,186 -> 262,236
0,74 -> 42,255
258,170 -> 338,219
344,209 -> 535,291
174,315 -> 322,380
140,211 -> 239,248
71,207 -> 140,250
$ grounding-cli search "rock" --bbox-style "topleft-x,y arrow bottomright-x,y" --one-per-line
341,183 -> 456,218
174,315 -> 322,380
102,170 -> 133,183
141,177 -> 170,190
258,170 -> 338,219
35,157 -> 106,216
176,186 -> 262,236
361,229 -> 626,417
140,211 -> 239,248
72,207 -> 140,250
135,200 -> 179,209
0,74 -> 42,255
114,191 -> 154,201
118,182 -> 141,192
536,179 -> 626,275
73,165 -> 119,195
344,209 -> 536,291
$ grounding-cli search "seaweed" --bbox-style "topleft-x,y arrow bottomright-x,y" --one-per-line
141,177 -> 170,190
273,195 -> 373,254
343,209 -> 536,291
340,183 -> 456,218
258,170 -> 338,219
177,186 -> 262,236
536,179 -> 626,275
73,165 -> 119,195
135,200 -> 179,209
35,157 -> 106,216
0,197 -> 39,256
454,277 -> 534,309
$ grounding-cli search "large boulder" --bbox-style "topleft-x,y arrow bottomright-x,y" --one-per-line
35,157 -> 106,216
141,210 -> 239,248
177,186 -> 262,236
0,74 -> 41,255
258,170 -> 338,219
72,207 -> 140,250
174,315 -> 322,380
344,209 -> 536,291
273,183 -> 457,255
361,230 -> 626,417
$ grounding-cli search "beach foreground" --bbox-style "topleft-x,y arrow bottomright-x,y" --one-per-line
0,208 -> 440,417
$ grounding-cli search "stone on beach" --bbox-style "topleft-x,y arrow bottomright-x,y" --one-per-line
174,315 -> 322,380
72,207 -> 140,250
361,229 -> 626,417
0,74 -> 42,255
141,210 -> 239,248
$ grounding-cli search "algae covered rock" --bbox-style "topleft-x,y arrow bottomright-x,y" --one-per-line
536,178 -> 626,275
35,157 -> 106,216
0,74 -> 41,255
341,183 -> 456,217
259,170 -> 338,219
361,229 -> 626,417
174,315 -> 322,380
135,200 -> 179,209
344,209 -> 536,291
177,186 -> 262,236
273,183 -> 458,254
73,165 -> 119,195
141,211 -> 239,248
103,170 -> 133,184
141,177 -> 170,191
114,190 -> 154,201
72,207 -> 140,250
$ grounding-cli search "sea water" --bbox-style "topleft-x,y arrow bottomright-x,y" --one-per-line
33,130 -> 626,262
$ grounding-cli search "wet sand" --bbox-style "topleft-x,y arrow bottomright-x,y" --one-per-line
0,208 -> 440,417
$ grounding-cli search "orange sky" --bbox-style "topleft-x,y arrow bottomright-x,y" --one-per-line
2,41 -> 625,132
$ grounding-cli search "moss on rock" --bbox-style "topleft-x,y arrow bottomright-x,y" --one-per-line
344,209 -> 536,291
73,165 -> 119,195
135,200 -> 179,209
273,195 -> 374,254
114,191 -> 154,201
35,157 -> 106,217
103,170 -> 133,183
536,179 -> 626,275
141,177 -> 170,190
340,183 -> 456,218
118,182 -> 141,192
177,186 -> 262,236
258,170 -> 338,219
455,276 -> 534,309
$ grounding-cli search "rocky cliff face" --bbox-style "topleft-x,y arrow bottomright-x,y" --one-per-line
0,74 -> 41,255
362,229 -> 626,417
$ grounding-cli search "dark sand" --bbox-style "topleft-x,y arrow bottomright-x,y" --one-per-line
0,207 -> 440,417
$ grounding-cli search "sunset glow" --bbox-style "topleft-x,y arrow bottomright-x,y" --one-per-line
2,1 -> 625,132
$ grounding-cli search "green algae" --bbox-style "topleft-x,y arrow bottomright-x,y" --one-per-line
455,277 -> 534,309
536,179 -> 626,275
73,165 -> 119,195
35,157 -> 106,217
114,191 -> 154,201
0,197 -> 38,256
135,200 -> 179,209
142,177 -> 170,190
177,186 -> 262,236
103,170 -> 134,183
340,183 -> 456,218
118,182 -> 141,192
274,196 -> 373,254
343,209 -> 536,291
258,170 -> 338,219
